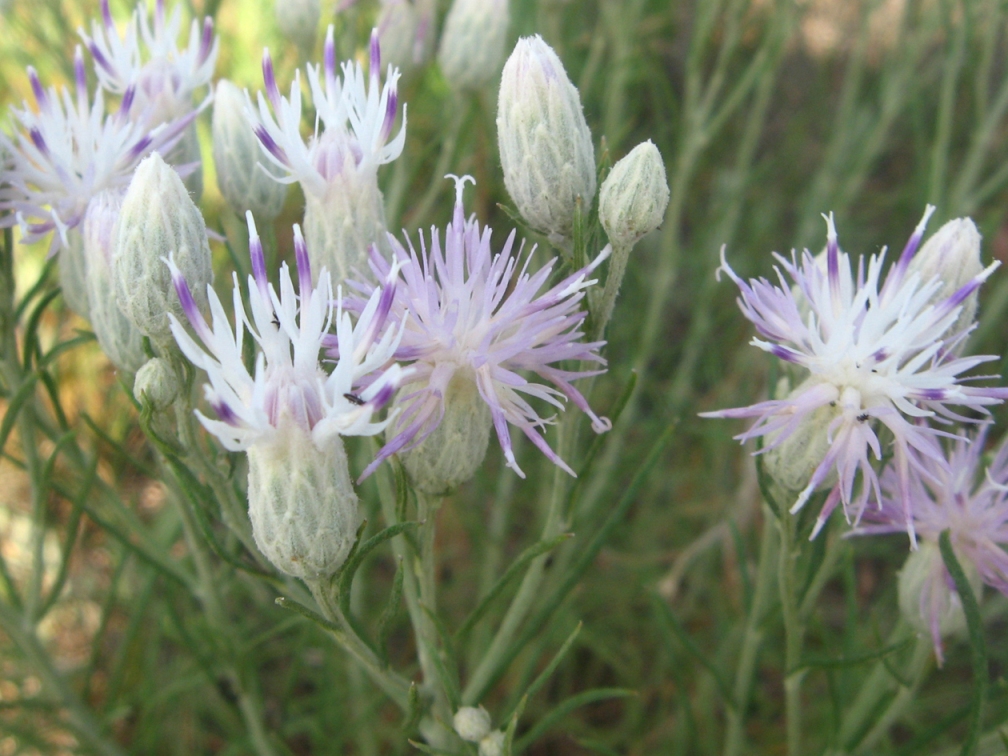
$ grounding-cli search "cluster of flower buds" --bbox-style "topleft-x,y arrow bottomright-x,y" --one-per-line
704,209 -> 1008,661
453,707 -> 505,756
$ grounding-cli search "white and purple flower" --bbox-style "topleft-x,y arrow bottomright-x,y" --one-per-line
248,26 -> 406,281
349,175 -> 612,481
852,424 -> 1008,662
166,212 -> 407,453
80,0 -> 217,126
0,46 -> 192,252
701,208 -> 1008,543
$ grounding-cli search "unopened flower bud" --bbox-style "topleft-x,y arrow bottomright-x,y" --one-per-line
303,175 -> 388,284
276,0 -> 320,52
83,191 -> 146,373
212,80 -> 288,220
497,35 -> 596,243
397,376 -> 492,496
908,217 -> 984,338
378,0 -> 421,73
247,424 -> 360,579
59,229 -> 91,319
453,706 -> 492,743
478,732 -> 506,756
113,153 -> 213,346
898,541 -> 981,662
438,0 -> 510,91
133,357 -> 180,411
176,123 -> 204,202
599,140 -> 669,250
762,379 -> 839,497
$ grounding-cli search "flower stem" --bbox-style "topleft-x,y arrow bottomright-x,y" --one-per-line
723,505 -> 779,756
778,509 -> 806,756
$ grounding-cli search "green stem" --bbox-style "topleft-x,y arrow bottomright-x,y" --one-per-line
414,489 -> 449,719
462,411 -> 577,704
854,637 -> 931,755
832,618 -> 911,752
778,510 -> 805,756
723,506 -> 779,756
408,97 -> 467,229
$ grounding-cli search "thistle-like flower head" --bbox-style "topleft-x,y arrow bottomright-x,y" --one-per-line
80,0 -> 218,125
702,208 -> 1008,543
167,212 -> 407,452
249,25 -> 406,200
853,424 -> 1008,660
0,47 -> 192,252
349,175 -> 612,480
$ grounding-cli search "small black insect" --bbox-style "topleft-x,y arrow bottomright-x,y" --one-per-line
829,400 -> 837,407
344,393 -> 365,406
271,313 -> 280,328
857,413 -> 869,422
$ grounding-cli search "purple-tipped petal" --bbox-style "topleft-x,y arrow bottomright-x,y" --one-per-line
262,49 -> 281,112
29,129 -> 49,157
253,125 -> 290,167
324,25 -> 337,82
101,0 -> 113,29
380,85 -> 398,145
369,29 -> 381,83
212,399 -> 240,426
27,67 -> 47,110
292,225 -> 312,296
198,18 -> 215,66
74,47 -> 88,113
245,211 -> 270,301
823,212 -> 841,306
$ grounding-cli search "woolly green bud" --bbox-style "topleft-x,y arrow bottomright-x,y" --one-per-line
59,229 -> 91,319
275,0 -> 320,52
83,191 -> 146,373
113,152 -> 213,346
246,425 -> 360,579
898,541 -> 981,653
438,0 -> 510,91
398,376 -> 492,496
303,175 -> 388,284
133,358 -> 180,412
378,0 -> 420,73
907,217 -> 984,338
176,123 -> 204,202
478,732 -> 506,756
453,706 -> 492,743
599,140 -> 669,250
212,80 -> 288,220
497,35 -> 595,244
762,379 -> 839,496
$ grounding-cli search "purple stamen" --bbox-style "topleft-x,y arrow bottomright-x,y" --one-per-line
824,212 -> 841,307
119,85 -> 136,121
292,225 -> 313,296
198,18 -> 214,66
380,85 -> 398,144
324,26 -> 337,82
262,50 -> 282,112
88,42 -> 116,78
29,129 -> 49,157
211,399 -> 240,426
126,133 -> 153,161
245,211 -> 270,301
254,125 -> 290,167
101,0 -> 113,29
74,47 -> 88,114
27,68 -> 47,110
170,266 -> 213,345
369,29 -> 381,85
